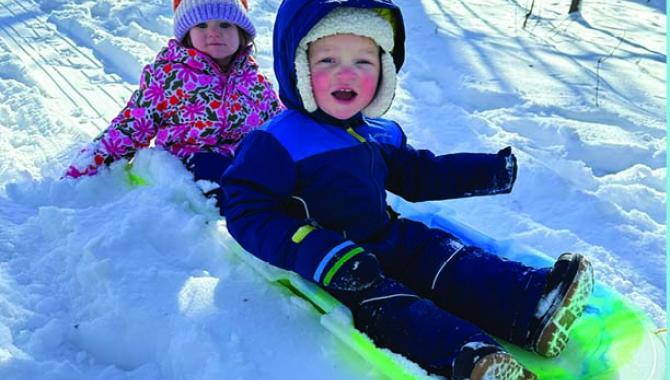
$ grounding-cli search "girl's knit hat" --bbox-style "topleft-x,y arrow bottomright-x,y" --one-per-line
173,0 -> 256,42
295,7 -> 397,118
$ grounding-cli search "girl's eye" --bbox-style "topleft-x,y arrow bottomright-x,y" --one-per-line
356,59 -> 373,65
219,22 -> 232,28
318,58 -> 335,64
195,23 -> 207,29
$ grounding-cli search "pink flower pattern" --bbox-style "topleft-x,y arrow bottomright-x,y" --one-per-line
183,101 -> 206,121
177,67 -> 199,85
132,117 -> 154,145
65,39 -> 284,178
144,81 -> 165,106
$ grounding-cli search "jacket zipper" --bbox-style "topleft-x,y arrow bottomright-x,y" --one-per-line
345,125 -> 386,227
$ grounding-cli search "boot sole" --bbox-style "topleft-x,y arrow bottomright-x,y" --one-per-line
470,352 -> 538,380
534,254 -> 594,357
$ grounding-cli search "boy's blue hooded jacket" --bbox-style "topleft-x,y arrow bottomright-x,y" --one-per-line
221,0 -> 515,284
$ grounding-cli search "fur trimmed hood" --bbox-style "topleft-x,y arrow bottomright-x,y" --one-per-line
272,0 -> 405,117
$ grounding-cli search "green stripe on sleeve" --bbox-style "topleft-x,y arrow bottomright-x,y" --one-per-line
291,225 -> 316,243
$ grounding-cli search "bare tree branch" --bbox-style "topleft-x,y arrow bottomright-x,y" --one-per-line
522,0 -> 536,29
569,0 -> 581,14
595,32 -> 625,107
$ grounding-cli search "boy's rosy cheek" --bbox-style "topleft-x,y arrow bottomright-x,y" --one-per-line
311,71 -> 329,92
360,74 -> 379,97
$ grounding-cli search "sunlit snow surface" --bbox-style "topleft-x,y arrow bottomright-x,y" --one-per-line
0,0 -> 665,378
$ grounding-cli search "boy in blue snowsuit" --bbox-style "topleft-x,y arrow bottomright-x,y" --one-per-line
222,0 -> 594,378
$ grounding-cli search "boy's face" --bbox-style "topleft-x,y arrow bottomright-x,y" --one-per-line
308,34 -> 380,120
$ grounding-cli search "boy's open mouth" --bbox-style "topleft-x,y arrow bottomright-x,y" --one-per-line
332,89 -> 357,101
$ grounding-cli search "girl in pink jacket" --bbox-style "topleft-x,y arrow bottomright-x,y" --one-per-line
65,0 -> 283,199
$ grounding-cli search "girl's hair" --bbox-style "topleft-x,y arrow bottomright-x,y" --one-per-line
181,26 -> 254,55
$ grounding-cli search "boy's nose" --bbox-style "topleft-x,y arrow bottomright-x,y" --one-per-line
336,66 -> 356,80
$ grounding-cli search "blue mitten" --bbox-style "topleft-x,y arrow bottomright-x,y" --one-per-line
496,146 -> 518,192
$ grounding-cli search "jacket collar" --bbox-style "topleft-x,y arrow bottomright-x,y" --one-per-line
309,109 -> 365,129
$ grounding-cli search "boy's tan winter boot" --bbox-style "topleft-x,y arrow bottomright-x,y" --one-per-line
452,342 -> 536,380
530,252 -> 594,357
469,352 -> 538,380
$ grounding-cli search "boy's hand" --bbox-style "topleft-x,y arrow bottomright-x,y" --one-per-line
322,250 -> 382,292
497,146 -> 517,190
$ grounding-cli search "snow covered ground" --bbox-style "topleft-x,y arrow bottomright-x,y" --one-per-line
0,0 -> 665,378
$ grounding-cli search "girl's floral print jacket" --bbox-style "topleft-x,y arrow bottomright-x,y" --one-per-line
65,39 -> 283,178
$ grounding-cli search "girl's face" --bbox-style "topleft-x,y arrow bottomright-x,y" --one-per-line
308,34 -> 380,120
188,20 -> 241,68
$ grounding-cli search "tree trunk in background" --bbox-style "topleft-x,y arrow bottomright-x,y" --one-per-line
569,0 -> 581,13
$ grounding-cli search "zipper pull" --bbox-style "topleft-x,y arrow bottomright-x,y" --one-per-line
346,127 -> 367,143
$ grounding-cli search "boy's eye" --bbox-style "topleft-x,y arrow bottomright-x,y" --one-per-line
195,23 -> 207,29
219,22 -> 232,28
356,59 -> 373,65
318,57 -> 335,64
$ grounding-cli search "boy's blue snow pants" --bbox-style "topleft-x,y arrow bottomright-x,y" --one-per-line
329,217 -> 550,375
